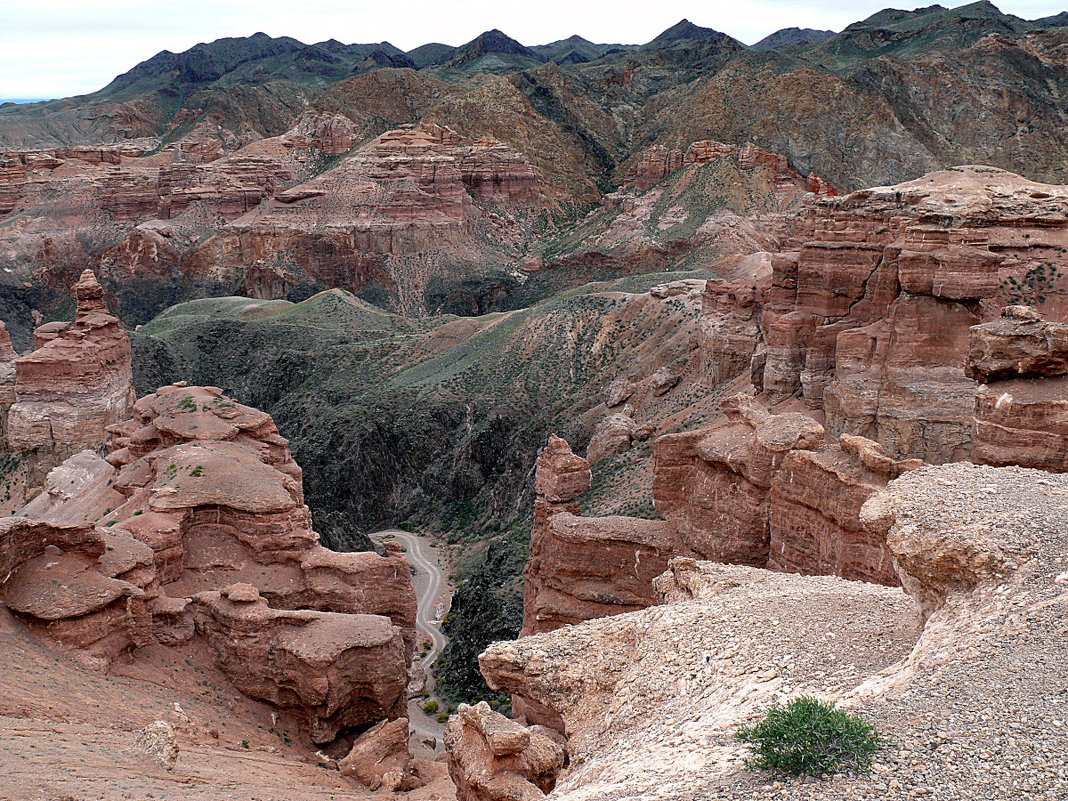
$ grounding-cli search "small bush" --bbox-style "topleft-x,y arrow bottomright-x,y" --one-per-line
734,696 -> 884,777
436,712 -> 450,724
422,700 -> 439,714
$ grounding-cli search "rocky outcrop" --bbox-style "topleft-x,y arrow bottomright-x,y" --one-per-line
480,559 -> 916,800
2,382 -> 418,745
188,122 -> 546,309
189,584 -> 406,744
0,518 -> 155,670
653,395 -> 919,584
700,168 -> 1068,464
479,462 -> 1068,799
444,701 -> 566,801
623,140 -> 835,201
967,305 -> 1068,472
523,436 -> 673,637
6,270 -> 135,465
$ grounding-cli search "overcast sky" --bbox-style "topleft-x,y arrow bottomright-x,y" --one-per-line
2,0 -> 1066,99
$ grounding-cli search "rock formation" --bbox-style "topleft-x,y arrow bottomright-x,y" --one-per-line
699,167 -> 1068,464
0,517 -> 155,669
187,122 -> 546,309
131,720 -> 179,771
479,462 -> 1068,800
339,717 -> 422,791
5,270 -> 135,465
0,382 -> 418,745
444,701 -> 566,801
190,584 -> 406,744
523,436 -> 674,636
967,305 -> 1068,472
653,395 -> 919,584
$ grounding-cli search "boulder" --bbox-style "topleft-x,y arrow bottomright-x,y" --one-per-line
444,701 -> 566,801
586,413 -> 636,464
132,721 -> 179,771
339,717 -> 421,791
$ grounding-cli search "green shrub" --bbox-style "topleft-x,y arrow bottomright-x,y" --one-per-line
734,696 -> 884,777
422,700 -> 439,714
436,712 -> 450,724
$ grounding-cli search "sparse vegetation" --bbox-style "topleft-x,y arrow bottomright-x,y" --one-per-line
734,696 -> 885,777
1003,263 -> 1064,306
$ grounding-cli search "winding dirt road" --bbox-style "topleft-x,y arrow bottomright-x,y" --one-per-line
374,529 -> 449,745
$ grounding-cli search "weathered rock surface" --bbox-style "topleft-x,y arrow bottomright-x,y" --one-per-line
0,518 -> 155,669
967,306 -> 1068,471
523,436 -> 673,637
444,701 -> 566,801
480,462 -> 1068,799
131,720 -> 179,771
2,382 -> 417,744
339,716 -> 421,791
699,168 -> 1068,464
481,559 -> 916,799
188,122 -> 546,311
653,395 -> 919,584
6,270 -> 135,464
190,585 -> 406,744
585,413 -> 636,464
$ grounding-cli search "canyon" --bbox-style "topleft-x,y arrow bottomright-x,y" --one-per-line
2,4 -> 1068,799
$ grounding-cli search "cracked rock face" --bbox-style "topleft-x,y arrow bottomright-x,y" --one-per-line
2,382 -> 418,745
967,306 -> 1068,472
652,394 -> 918,584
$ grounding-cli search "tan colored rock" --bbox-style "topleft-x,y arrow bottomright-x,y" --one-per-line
444,701 -> 566,801
479,560 -> 915,801
338,717 -> 421,791
586,413 -> 636,464
132,720 -> 179,771
603,375 -> 634,408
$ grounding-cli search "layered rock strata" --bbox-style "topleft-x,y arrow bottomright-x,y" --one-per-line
188,122 -> 546,307
653,395 -> 919,584
699,168 -> 1068,463
523,436 -> 674,637
0,517 -> 155,669
966,305 -> 1068,471
5,270 -> 135,464
444,701 -> 567,801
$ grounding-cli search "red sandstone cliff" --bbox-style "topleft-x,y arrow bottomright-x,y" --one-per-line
700,167 -> 1068,464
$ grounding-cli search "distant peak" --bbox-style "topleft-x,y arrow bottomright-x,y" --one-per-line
649,18 -> 723,46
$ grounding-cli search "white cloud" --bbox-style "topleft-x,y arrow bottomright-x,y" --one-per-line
1,0 -> 1065,98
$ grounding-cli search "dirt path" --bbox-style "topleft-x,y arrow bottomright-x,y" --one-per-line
373,529 -> 450,747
